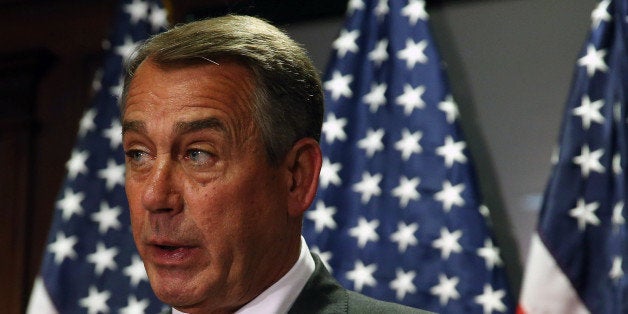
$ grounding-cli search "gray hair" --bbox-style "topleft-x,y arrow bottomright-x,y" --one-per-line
122,15 -> 324,166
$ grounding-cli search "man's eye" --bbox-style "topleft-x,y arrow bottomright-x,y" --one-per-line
125,150 -> 149,164
185,149 -> 213,166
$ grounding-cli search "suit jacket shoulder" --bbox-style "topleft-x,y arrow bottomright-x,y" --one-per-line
289,253 -> 432,314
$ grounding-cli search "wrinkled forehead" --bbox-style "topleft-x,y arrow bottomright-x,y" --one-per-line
122,59 -> 259,144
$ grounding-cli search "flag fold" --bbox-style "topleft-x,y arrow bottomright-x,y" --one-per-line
519,0 -> 628,313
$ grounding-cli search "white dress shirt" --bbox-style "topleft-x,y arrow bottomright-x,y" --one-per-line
173,237 -> 315,314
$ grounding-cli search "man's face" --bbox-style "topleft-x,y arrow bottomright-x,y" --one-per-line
123,60 -> 297,312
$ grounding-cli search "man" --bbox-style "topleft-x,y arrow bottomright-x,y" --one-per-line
121,15 -> 430,313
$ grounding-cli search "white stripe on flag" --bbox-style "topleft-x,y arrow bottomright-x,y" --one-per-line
519,234 -> 589,314
27,276 -> 58,314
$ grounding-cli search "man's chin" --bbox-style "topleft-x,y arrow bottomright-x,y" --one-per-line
146,267 -> 201,304
152,281 -> 203,310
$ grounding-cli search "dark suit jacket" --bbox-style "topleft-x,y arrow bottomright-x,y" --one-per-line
288,254 -> 433,313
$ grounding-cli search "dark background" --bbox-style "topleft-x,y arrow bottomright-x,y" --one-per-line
1,0 -> 596,313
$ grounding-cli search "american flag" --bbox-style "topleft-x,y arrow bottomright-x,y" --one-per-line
301,0 -> 514,313
518,0 -> 628,313
27,0 -> 168,313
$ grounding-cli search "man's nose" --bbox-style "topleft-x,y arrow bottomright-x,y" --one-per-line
141,157 -> 183,215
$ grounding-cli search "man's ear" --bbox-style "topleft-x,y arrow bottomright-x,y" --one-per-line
283,137 -> 322,218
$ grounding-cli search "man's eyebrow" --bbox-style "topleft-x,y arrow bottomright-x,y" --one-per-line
174,117 -> 226,135
122,120 -> 146,135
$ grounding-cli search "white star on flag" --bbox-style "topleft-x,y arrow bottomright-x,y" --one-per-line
609,256 -> 623,281
322,113 -> 348,144
430,274 -> 461,306
357,128 -> 386,157
87,242 -> 120,276
591,0 -> 611,30
432,227 -> 463,259
374,0 -> 389,20
347,0 -> 365,15
401,0 -> 428,25
91,201 -> 122,234
346,260 -> 378,292
613,152 -> 622,175
391,176 -> 421,208
125,0 -> 149,24
436,136 -> 467,168
103,119 -> 123,149
389,268 -> 417,300
477,238 -> 503,270
352,172 -> 383,204
319,157 -> 342,188
120,296 -> 150,314
572,144 -> 605,177
434,180 -> 465,212
109,76 -> 124,99
394,128 -> 422,161
324,71 -> 354,101
306,201 -> 337,232
66,149 -> 90,180
569,198 -> 601,231
148,3 -> 168,31
573,95 -> 605,129
578,44 -> 608,77
78,108 -> 97,137
368,39 -> 389,67
474,284 -> 507,314
48,232 -> 78,264
333,29 -> 360,58
390,222 -> 419,253
438,95 -> 459,123
396,39 -> 428,69
98,159 -> 126,191
115,36 -> 139,61
57,188 -> 85,221
363,82 -> 388,113
124,255 -> 149,288
612,201 -> 625,231
349,217 -> 380,248
79,286 -> 111,314
395,84 -> 426,116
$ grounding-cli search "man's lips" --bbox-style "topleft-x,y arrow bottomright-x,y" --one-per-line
145,239 -> 200,266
